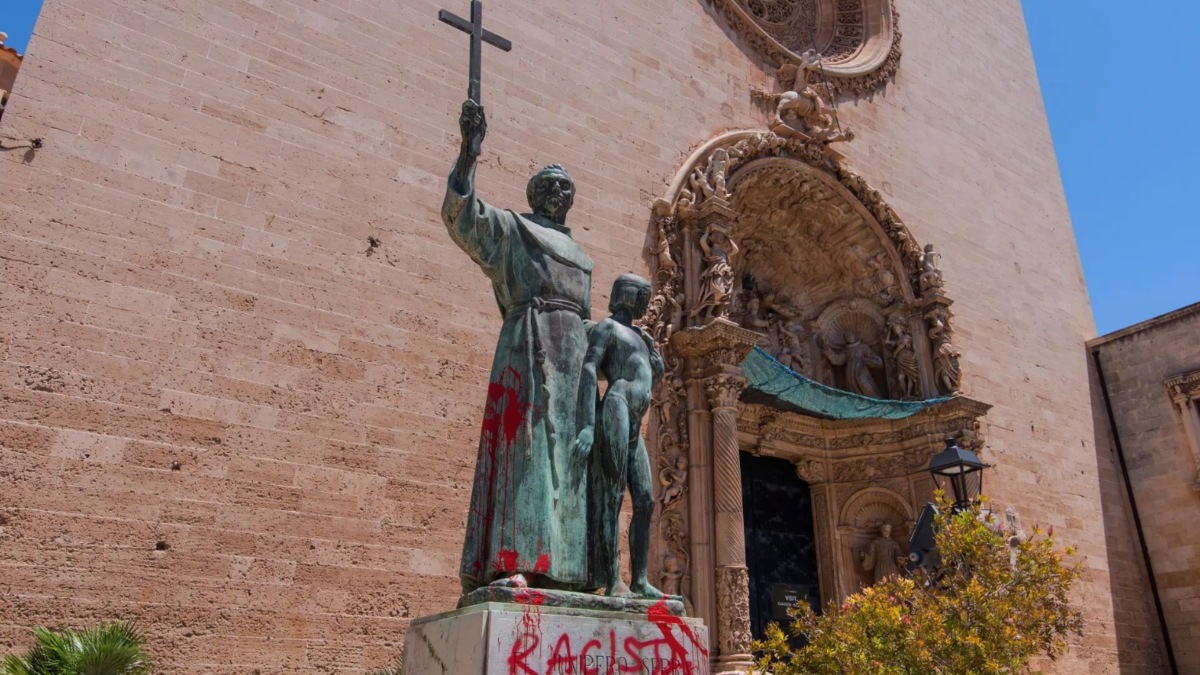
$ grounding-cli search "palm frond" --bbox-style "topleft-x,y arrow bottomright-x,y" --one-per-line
1,622 -> 153,675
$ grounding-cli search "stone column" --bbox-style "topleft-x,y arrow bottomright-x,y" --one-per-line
705,373 -> 754,673
672,318 -> 760,675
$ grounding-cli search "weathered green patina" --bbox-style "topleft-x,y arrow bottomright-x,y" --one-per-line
444,101 -> 594,592
742,347 -> 952,419
575,274 -> 665,598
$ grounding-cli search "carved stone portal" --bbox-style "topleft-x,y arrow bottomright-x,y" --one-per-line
638,124 -> 987,672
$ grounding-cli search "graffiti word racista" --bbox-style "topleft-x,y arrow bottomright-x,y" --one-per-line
505,625 -> 707,675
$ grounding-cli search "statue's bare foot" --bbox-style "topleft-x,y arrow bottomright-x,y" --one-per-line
630,579 -> 665,599
490,574 -> 529,588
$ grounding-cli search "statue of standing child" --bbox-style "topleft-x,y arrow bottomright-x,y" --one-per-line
574,274 -> 665,598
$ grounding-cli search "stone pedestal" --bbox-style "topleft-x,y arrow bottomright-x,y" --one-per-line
402,602 -> 710,675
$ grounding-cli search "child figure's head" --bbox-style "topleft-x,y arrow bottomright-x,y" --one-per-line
609,274 -> 652,318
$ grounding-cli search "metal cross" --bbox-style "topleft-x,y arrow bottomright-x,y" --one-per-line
438,0 -> 512,104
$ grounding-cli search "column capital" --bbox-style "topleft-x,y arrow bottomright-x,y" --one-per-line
671,318 -> 761,377
704,374 -> 748,410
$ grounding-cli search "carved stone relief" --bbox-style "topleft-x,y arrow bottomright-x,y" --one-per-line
640,122 -> 981,670
1165,369 -> 1200,490
708,0 -> 901,97
736,397 -> 990,604
839,488 -> 912,591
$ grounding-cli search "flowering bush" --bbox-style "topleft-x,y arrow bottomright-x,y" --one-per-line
754,497 -> 1083,674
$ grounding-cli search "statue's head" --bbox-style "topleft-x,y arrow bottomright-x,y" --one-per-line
527,164 -> 575,224
610,273 -> 652,318
880,523 -> 892,538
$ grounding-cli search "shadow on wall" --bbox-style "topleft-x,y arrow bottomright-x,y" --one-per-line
1087,354 -> 1172,673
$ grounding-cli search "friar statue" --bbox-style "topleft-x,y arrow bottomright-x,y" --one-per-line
443,100 -> 594,593
860,523 -> 905,586
574,274 -> 664,598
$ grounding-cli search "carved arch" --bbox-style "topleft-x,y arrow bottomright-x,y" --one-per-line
838,485 -> 913,527
644,129 -> 959,402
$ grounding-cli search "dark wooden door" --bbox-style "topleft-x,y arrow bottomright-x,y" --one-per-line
740,452 -> 822,641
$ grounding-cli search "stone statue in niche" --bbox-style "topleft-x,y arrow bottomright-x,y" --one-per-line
692,224 -> 739,322
928,307 -> 961,394
770,50 -> 855,144
860,523 -> 906,585
444,100 -> 594,593
886,314 -> 920,399
818,332 -> 884,398
919,243 -> 945,295
575,274 -> 665,598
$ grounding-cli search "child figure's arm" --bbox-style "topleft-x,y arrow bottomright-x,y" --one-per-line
636,326 -> 664,386
573,319 -> 613,462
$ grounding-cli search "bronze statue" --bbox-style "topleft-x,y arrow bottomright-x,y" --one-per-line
444,100 -> 594,593
574,274 -> 665,598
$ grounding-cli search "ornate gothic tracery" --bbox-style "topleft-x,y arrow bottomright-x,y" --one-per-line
707,0 -> 901,97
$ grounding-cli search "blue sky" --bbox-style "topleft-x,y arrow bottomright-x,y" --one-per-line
2,1 -> 1197,335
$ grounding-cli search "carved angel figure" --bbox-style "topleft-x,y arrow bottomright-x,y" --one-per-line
690,148 -> 731,202
660,554 -> 684,597
655,288 -> 684,346
928,309 -> 961,394
658,454 -> 688,511
651,219 -> 678,279
691,224 -> 739,321
886,315 -> 920,398
920,243 -> 945,294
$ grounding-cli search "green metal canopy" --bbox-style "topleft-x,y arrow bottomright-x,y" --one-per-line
740,347 -> 951,420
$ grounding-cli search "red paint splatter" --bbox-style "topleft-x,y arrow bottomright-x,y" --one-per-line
482,367 -> 530,449
512,588 -> 546,606
495,548 -> 520,573
533,553 -> 551,574
627,600 -> 708,674
508,606 -> 542,675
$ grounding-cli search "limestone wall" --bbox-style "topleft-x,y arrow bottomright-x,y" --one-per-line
1091,304 -> 1200,672
0,0 -> 1162,671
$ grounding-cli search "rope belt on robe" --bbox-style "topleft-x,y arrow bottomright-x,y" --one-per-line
504,297 -> 585,477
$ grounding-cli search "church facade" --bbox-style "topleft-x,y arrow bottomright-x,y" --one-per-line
0,0 -> 1168,672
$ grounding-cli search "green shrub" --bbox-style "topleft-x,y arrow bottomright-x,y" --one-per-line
1,621 -> 153,675
755,497 -> 1083,674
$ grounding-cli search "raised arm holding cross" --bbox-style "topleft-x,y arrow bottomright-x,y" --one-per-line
439,0 -> 511,186
437,2 -> 602,597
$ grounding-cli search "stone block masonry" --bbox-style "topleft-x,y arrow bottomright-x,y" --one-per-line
0,0 -> 1163,672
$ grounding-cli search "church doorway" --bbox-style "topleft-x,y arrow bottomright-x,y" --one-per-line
740,452 -> 821,640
